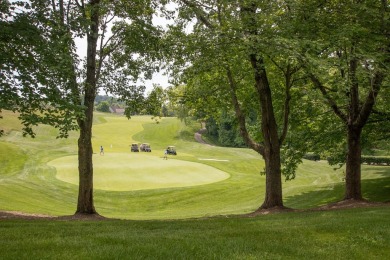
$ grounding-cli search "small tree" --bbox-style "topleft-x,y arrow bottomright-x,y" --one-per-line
96,101 -> 110,113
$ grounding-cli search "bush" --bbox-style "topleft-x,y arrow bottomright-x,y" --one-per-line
96,101 -> 110,112
361,156 -> 390,166
303,153 -> 321,161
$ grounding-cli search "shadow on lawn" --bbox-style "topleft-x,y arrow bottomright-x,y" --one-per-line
284,169 -> 390,209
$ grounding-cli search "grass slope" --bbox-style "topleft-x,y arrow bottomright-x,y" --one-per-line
0,112 -> 389,219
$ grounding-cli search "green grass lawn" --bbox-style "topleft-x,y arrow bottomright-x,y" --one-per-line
1,207 -> 390,259
1,111 -> 389,219
1,111 -> 390,259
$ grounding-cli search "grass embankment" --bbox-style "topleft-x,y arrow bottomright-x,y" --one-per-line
1,208 -> 390,259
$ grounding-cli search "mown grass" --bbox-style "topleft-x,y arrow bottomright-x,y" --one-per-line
51,153 -> 229,191
0,142 -> 28,177
1,111 -> 390,259
1,207 -> 390,259
0,112 -> 389,220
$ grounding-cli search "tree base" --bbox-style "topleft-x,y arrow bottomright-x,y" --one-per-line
317,198 -> 384,211
66,212 -> 107,220
246,205 -> 295,217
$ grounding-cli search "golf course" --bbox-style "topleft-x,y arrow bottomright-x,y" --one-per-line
1,111 -> 390,258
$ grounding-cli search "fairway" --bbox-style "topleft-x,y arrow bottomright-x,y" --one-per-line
1,112 -> 390,219
50,153 -> 230,191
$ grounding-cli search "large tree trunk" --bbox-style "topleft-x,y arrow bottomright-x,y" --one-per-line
226,64 -> 283,209
76,114 -> 96,214
76,0 -> 100,214
251,55 -> 284,209
262,145 -> 283,208
76,82 -> 97,213
256,73 -> 284,209
344,125 -> 363,200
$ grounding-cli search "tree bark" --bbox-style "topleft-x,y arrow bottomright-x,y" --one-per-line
262,146 -> 283,208
250,55 -> 284,209
77,116 -> 96,214
76,0 -> 100,214
344,125 -> 363,200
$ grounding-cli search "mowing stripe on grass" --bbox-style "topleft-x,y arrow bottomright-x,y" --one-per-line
198,158 -> 229,162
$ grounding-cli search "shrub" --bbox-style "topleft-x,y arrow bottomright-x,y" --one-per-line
361,156 -> 390,166
96,101 -> 110,112
303,153 -> 321,161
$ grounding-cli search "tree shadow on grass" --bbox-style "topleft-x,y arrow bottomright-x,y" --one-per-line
284,168 -> 390,209
359,167 -> 390,202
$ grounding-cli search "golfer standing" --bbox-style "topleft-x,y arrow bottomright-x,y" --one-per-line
100,145 -> 104,155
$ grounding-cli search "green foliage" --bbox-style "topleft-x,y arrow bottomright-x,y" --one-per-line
205,112 -> 246,147
292,0 -> 390,165
120,85 -> 146,117
1,0 -> 170,214
144,84 -> 166,117
166,0 -> 317,187
96,101 -> 110,113
95,95 -> 116,105
165,84 -> 191,120
303,153 -> 321,162
1,0 -> 169,137
0,1 -> 84,138
281,145 -> 305,181
361,156 -> 390,166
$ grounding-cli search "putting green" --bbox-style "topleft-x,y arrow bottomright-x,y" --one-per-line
49,153 -> 230,191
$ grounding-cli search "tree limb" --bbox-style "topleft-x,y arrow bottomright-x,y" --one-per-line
355,72 -> 383,128
309,73 -> 348,123
181,0 -> 214,29
279,63 -> 292,144
226,66 -> 264,156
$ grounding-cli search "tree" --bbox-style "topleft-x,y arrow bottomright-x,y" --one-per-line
215,111 -> 246,147
1,0 -> 83,138
144,84 -> 166,117
96,101 -> 110,112
295,0 -> 390,200
1,0 -> 164,215
170,0 -> 305,209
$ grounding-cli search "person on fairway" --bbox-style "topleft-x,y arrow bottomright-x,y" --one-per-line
163,149 -> 168,160
100,145 -> 104,155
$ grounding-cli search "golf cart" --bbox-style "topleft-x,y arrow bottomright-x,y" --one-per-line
166,146 -> 177,155
130,143 -> 139,152
140,143 -> 151,152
